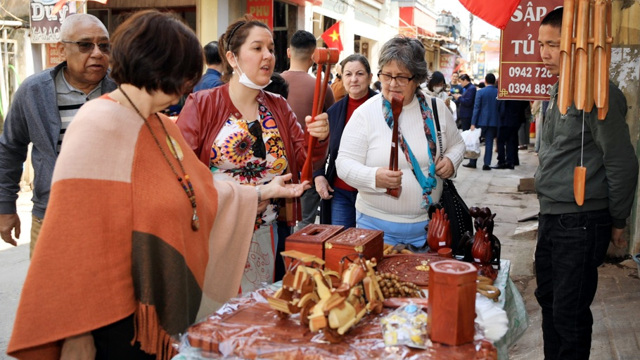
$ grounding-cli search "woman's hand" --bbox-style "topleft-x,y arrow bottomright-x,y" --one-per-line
375,168 -> 402,189
315,176 -> 334,200
61,333 -> 95,360
259,173 -> 311,201
305,113 -> 329,141
435,157 -> 455,179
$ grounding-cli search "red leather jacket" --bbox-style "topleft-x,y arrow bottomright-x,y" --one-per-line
177,84 -> 328,224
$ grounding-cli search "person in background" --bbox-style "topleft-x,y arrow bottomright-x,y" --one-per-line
372,80 -> 382,93
331,62 -> 347,101
477,81 -> 486,89
464,73 -> 498,170
424,71 -> 455,118
314,54 -> 376,227
495,100 -> 529,169
8,10 -> 309,360
449,72 -> 463,97
281,30 -> 335,232
535,8 -> 638,360
177,16 -> 329,292
0,14 -> 115,255
452,73 -> 476,131
336,36 -> 464,246
193,40 -> 224,91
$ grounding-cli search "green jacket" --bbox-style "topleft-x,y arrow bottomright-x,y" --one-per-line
535,81 -> 638,228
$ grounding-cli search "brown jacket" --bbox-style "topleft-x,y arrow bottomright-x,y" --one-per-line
178,84 -> 328,223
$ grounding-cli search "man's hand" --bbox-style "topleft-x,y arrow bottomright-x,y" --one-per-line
470,125 -> 476,131
611,227 -> 627,249
314,176 -> 334,200
0,213 -> 20,246
435,157 -> 455,179
452,93 -> 461,100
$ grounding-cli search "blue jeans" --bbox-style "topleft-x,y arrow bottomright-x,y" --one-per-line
535,209 -> 612,360
331,188 -> 358,228
356,211 -> 428,247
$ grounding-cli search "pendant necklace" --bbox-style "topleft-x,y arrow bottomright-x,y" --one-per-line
119,86 -> 199,231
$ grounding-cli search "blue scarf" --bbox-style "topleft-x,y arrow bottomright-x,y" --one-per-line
382,91 -> 438,209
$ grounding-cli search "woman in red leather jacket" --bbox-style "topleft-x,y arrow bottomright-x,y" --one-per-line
177,15 -> 329,293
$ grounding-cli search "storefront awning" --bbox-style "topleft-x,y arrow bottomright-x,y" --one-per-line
399,6 -> 436,38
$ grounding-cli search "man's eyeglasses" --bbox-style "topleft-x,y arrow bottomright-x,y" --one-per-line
62,40 -> 111,54
248,121 -> 266,159
377,72 -> 415,86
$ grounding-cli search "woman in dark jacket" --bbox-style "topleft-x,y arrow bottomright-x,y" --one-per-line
314,54 -> 375,227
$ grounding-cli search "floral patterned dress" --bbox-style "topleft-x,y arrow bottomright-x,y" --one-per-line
209,104 -> 288,292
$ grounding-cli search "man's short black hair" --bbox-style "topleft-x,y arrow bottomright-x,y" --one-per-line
290,30 -> 316,51
459,73 -> 471,82
541,7 -> 563,28
485,73 -> 496,85
203,41 -> 221,65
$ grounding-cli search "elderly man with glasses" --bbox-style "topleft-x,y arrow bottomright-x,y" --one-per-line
0,13 -> 116,256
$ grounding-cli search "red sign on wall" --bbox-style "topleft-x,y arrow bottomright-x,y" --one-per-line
247,0 -> 273,29
498,0 -> 563,100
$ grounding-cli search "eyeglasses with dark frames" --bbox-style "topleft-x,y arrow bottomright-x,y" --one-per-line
248,120 -> 266,159
377,71 -> 415,86
61,40 -> 111,54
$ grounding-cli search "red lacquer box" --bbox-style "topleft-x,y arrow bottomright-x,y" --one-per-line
428,260 -> 477,346
285,224 -> 344,267
323,228 -> 384,272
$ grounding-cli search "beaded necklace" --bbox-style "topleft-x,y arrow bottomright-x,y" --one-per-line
119,86 -> 199,231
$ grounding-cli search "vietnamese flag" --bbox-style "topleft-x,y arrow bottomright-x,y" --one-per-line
458,0 -> 520,30
321,21 -> 343,52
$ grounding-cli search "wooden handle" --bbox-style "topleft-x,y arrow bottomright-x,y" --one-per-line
573,0 -> 590,110
300,48 -> 340,182
386,93 -> 404,198
558,0 -> 576,115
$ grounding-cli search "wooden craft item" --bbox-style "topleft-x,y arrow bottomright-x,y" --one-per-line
558,0 -> 613,119
427,207 -> 451,252
376,253 -> 442,287
574,166 -> 586,206
285,224 -> 345,267
300,47 -> 340,182
386,93 -> 404,197
428,260 -> 477,346
324,228 -> 383,272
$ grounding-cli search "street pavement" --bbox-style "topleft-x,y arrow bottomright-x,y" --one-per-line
0,148 -> 638,359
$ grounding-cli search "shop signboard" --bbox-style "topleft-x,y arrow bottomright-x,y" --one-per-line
247,0 -> 274,29
439,53 -> 456,81
29,0 -> 76,44
498,0 -> 563,100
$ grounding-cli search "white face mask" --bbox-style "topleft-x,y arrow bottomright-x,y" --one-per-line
433,86 -> 444,93
233,54 -> 271,90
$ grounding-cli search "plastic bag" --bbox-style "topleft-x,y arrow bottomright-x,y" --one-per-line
381,303 -> 429,349
461,128 -> 481,159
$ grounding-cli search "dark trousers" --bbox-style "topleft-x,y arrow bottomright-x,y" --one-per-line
459,116 -> 472,131
93,314 -> 155,359
468,126 -> 497,167
496,126 -> 519,166
330,187 -> 358,228
535,209 -> 612,360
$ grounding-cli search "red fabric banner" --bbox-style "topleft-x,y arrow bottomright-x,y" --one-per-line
458,0 -> 520,29
321,21 -> 343,52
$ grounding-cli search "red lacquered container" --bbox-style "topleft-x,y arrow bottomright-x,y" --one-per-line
428,260 -> 477,346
